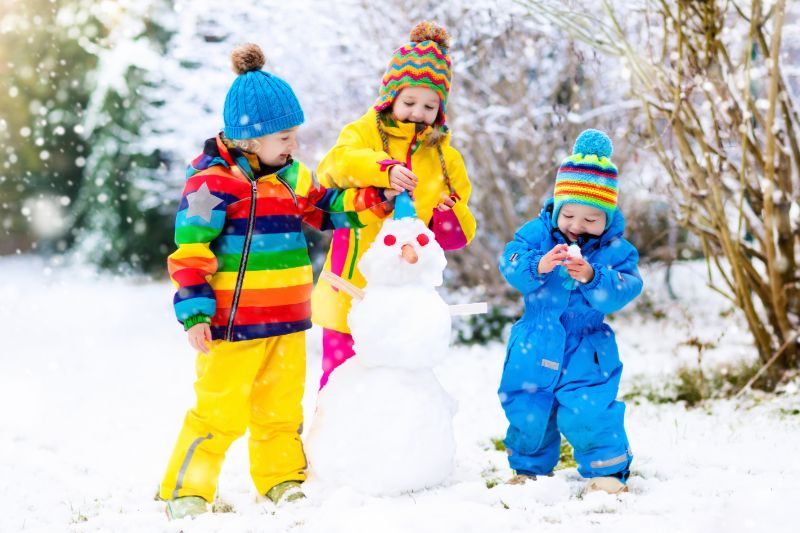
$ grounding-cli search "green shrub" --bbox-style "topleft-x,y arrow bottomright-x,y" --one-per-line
623,360 -> 768,407
455,304 -> 519,345
555,438 -> 576,470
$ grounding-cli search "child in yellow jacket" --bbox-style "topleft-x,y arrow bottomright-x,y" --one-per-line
159,44 -> 396,519
311,21 -> 477,388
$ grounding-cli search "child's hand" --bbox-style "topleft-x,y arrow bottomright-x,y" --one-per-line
537,243 -> 569,274
388,165 -> 418,193
564,256 -> 595,284
187,323 -> 212,354
435,194 -> 456,211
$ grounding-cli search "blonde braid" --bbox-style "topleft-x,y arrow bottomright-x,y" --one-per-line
437,144 -> 454,195
375,111 -> 391,154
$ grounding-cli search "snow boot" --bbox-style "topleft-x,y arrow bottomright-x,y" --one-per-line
506,470 -> 553,485
585,476 -> 628,495
506,473 -> 536,485
165,496 -> 209,520
265,481 -> 306,504
506,470 -> 555,485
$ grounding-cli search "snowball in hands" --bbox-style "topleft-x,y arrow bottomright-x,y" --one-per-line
567,243 -> 582,259
305,217 -> 457,495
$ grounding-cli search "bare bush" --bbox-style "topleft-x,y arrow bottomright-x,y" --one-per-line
520,0 -> 800,373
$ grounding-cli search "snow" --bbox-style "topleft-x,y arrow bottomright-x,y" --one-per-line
2,255 -> 799,532
349,286 -> 451,368
306,363 -> 457,496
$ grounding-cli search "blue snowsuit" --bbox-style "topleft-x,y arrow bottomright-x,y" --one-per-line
498,198 -> 643,478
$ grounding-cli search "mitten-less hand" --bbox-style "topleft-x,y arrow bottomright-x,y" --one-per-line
537,243 -> 569,274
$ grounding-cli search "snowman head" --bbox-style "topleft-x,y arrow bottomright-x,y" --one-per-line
359,194 -> 447,288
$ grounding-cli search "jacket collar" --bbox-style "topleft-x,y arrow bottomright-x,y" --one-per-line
370,108 -> 450,145
195,133 -> 292,180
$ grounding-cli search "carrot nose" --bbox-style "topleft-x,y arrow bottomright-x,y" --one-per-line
401,243 -> 418,264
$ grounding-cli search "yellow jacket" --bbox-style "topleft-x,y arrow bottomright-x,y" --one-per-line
311,109 -> 477,332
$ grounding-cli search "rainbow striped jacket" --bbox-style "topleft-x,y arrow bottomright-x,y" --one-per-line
168,134 -> 392,342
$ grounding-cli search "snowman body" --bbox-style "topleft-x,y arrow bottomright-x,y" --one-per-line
306,215 -> 457,495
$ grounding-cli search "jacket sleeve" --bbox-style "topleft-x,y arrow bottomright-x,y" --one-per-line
316,121 -> 394,189
300,170 -> 393,231
167,173 -> 229,329
579,240 -> 643,314
431,146 -> 477,249
498,218 -> 551,294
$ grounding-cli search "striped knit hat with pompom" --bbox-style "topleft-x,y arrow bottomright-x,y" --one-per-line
374,21 -> 452,126
553,129 -> 619,229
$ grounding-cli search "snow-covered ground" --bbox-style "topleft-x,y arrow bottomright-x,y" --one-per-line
1,256 -> 798,533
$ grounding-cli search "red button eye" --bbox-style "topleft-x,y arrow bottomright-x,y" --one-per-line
384,234 -> 397,246
416,233 -> 430,246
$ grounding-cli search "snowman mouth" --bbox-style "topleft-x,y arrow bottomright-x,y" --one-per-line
400,243 -> 418,264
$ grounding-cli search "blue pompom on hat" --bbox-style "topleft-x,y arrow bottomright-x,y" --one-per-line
223,44 -> 305,140
572,128 -> 613,159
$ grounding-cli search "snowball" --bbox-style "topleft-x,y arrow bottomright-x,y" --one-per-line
567,244 -> 582,259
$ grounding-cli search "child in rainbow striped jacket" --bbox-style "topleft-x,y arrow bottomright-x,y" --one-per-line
158,44 -> 398,519
498,130 -> 643,495
311,21 -> 477,388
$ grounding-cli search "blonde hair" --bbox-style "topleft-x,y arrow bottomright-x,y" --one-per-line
226,137 -> 261,154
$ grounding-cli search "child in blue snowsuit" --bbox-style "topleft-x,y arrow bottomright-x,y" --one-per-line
498,129 -> 643,494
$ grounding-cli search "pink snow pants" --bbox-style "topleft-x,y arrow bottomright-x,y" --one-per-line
319,328 -> 355,389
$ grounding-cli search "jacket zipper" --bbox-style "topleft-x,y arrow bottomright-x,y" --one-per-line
225,178 -> 258,341
275,174 -> 298,208
405,130 -> 419,170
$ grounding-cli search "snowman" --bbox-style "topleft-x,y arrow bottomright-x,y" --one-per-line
305,192 -> 457,495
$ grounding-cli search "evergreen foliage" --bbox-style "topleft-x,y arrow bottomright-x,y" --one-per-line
70,1 -> 175,273
0,0 -> 100,254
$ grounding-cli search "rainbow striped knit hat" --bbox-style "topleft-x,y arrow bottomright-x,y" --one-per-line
374,21 -> 452,126
553,129 -> 619,229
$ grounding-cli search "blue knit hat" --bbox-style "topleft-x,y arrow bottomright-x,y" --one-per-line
393,191 -> 417,219
223,44 -> 304,140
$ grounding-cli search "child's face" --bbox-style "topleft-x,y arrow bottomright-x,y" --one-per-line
254,126 -> 299,166
391,86 -> 440,126
556,203 -> 607,242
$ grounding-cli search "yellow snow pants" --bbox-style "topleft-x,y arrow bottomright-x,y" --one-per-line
159,332 -> 307,502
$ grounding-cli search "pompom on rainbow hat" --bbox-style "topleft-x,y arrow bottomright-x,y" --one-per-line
374,21 -> 452,126
552,129 -> 620,229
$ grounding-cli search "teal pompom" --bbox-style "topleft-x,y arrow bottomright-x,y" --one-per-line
572,129 -> 613,159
